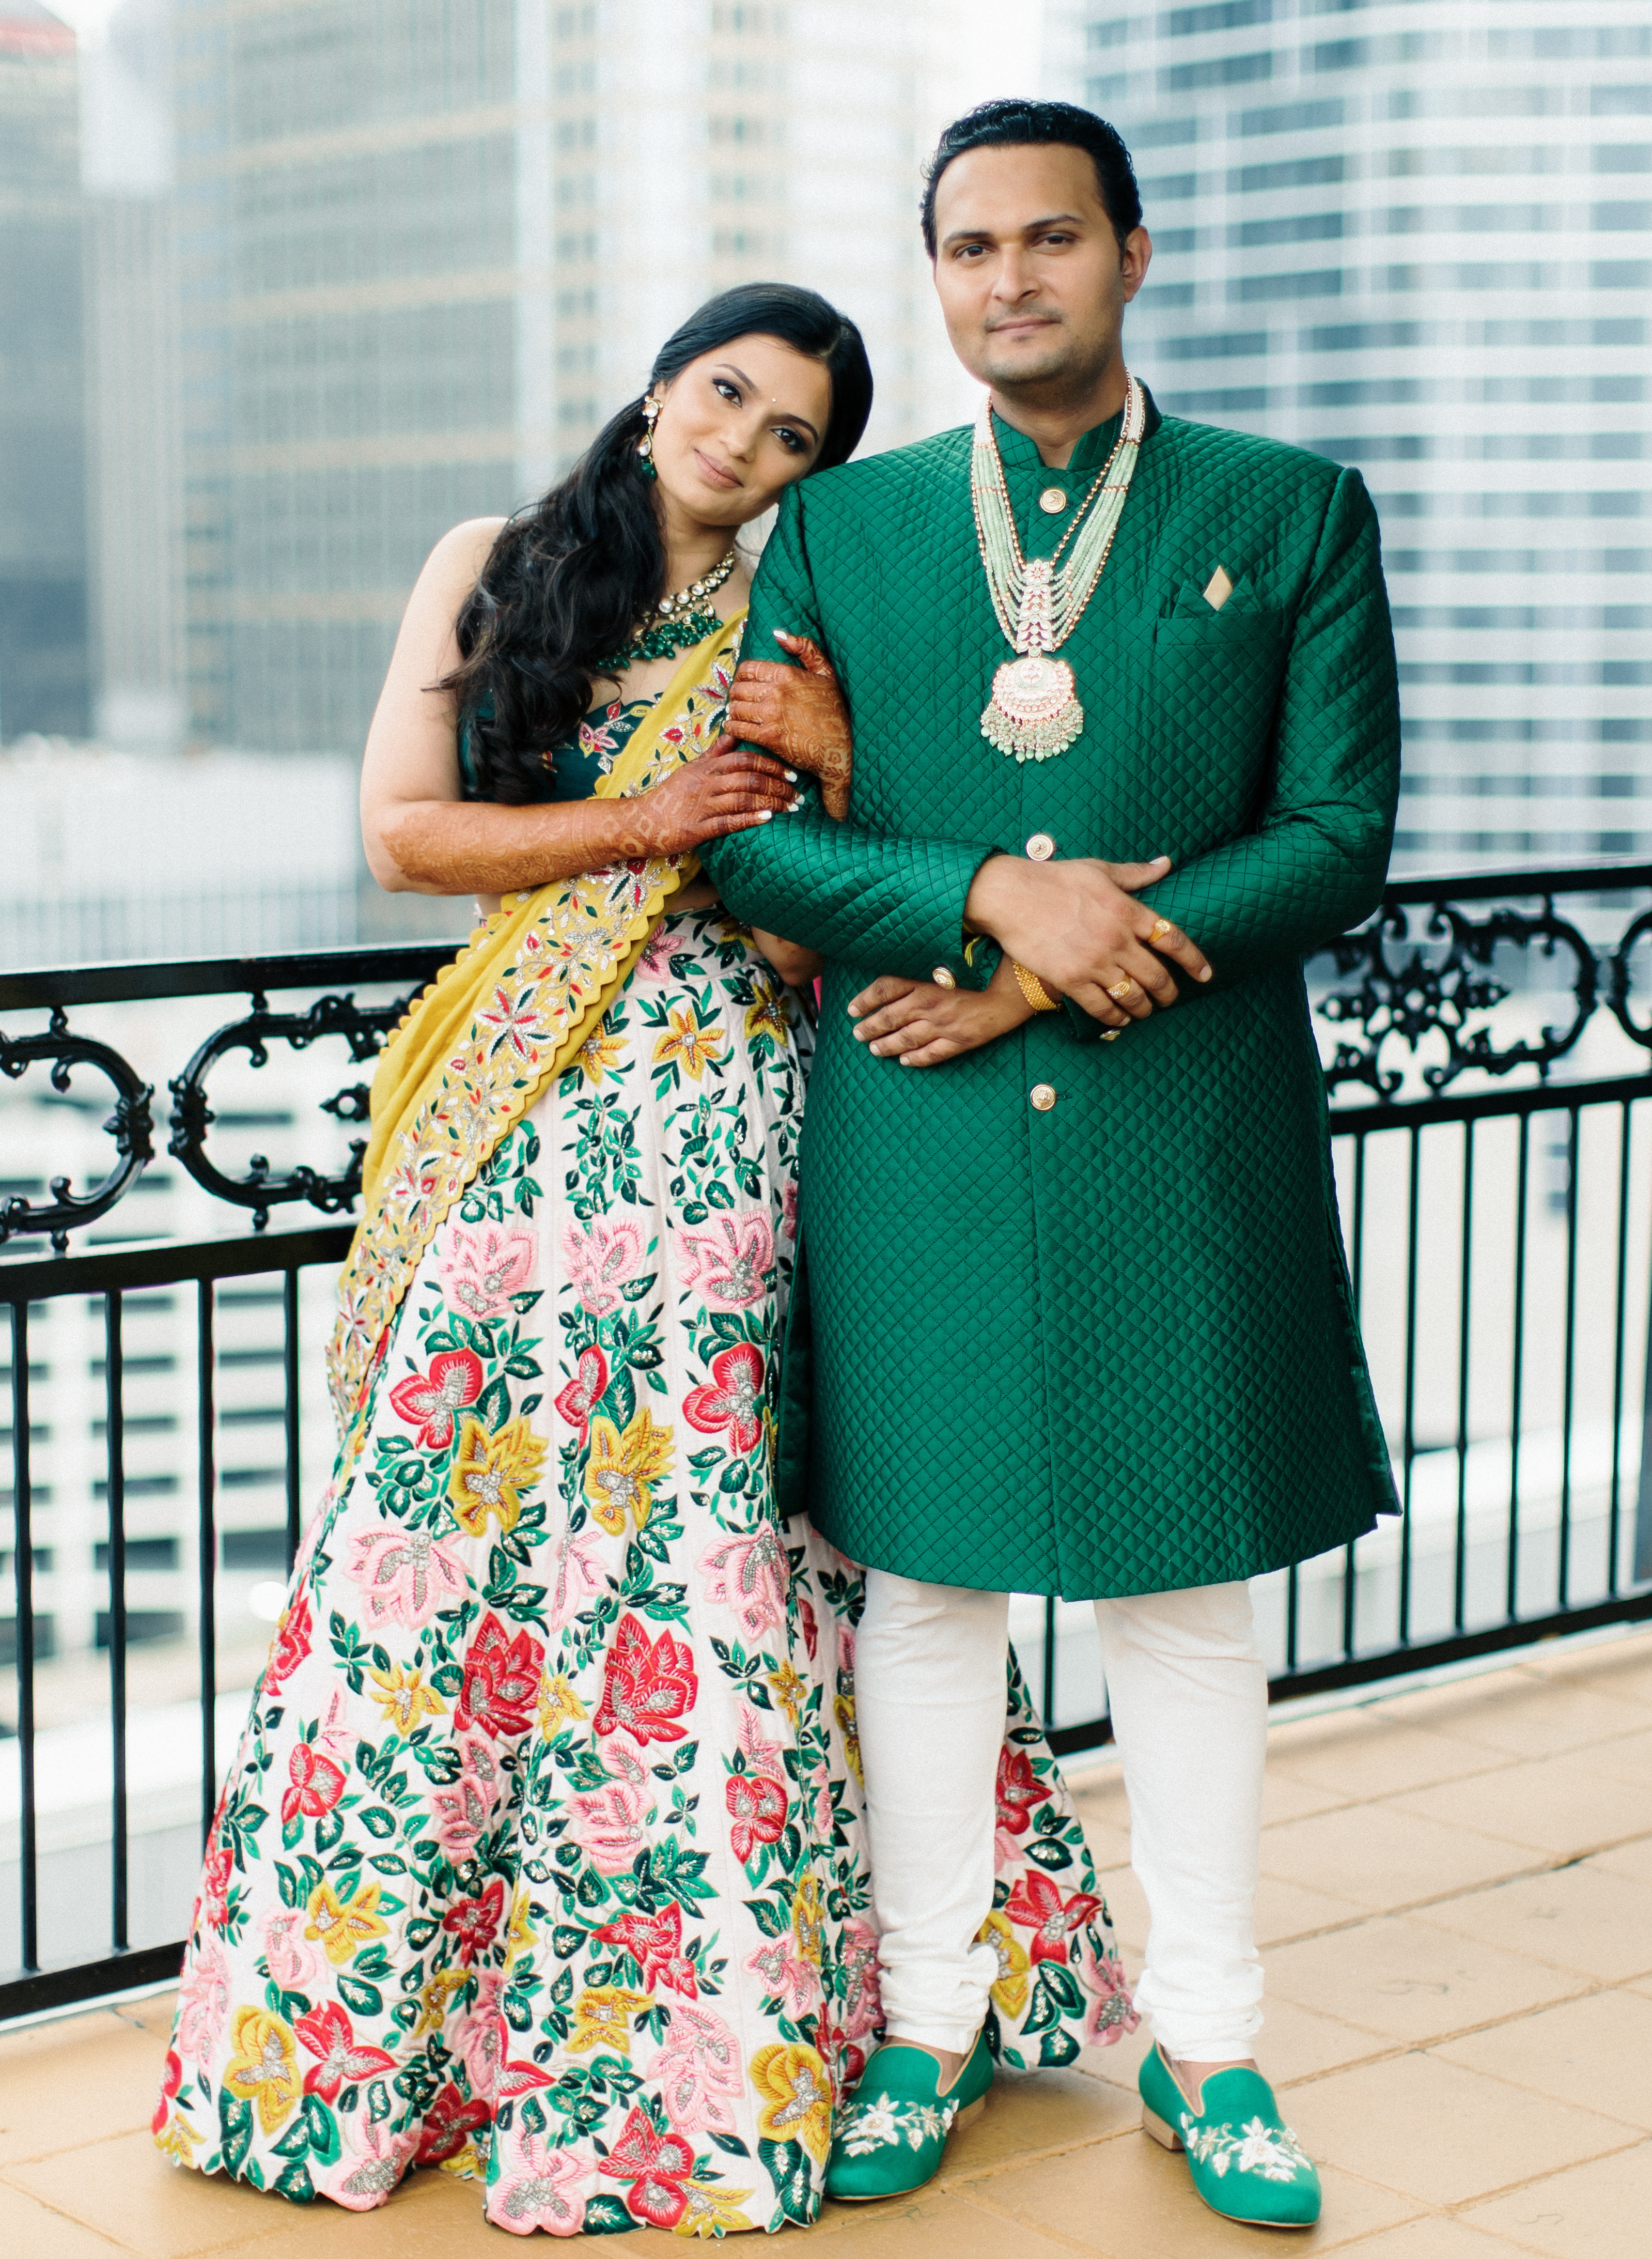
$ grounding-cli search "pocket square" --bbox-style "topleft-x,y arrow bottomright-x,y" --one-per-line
1203,564 -> 1235,610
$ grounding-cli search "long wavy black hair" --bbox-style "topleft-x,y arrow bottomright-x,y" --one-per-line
443,283 -> 874,803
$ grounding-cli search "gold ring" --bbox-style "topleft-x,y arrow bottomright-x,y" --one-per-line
1106,978 -> 1136,1002
1149,918 -> 1173,942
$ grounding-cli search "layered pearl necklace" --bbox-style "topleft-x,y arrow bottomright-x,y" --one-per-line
972,373 -> 1147,762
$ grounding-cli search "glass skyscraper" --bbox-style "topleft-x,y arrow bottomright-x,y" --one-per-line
1050,0 -> 1652,872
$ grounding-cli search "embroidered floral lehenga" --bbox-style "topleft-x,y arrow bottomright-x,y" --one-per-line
157,618 -> 1135,2236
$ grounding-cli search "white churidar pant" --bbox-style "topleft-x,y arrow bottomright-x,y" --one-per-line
854,1571 -> 1267,2061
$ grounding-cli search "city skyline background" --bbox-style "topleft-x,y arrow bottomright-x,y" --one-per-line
0,0 -> 1647,955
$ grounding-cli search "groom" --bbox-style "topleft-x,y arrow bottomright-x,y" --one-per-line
704,99 -> 1399,2229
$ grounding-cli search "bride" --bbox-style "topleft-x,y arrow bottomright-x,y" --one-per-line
156,283 -> 1130,2235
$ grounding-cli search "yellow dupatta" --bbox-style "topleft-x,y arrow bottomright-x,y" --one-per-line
325,611 -> 746,1453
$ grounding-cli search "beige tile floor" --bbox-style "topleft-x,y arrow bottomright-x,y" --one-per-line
5,1628 -> 1652,2255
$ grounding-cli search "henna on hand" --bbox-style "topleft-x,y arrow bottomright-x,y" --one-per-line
727,631 -> 853,820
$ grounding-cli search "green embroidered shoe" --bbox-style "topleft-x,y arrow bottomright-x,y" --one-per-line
1139,2044 -> 1321,2229
824,2032 -> 994,2202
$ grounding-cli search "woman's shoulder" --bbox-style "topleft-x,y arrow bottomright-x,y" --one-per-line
420,515 -> 509,594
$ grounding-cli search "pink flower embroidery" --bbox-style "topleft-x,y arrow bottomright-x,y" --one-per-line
448,1971 -> 507,2102
260,1905 -> 318,1990
839,1916 -> 883,2040
744,1930 -> 821,2019
698,1525 -> 787,1638
1076,1930 -> 1140,2048
430,1735 -> 504,1861
562,1219 -> 647,1314
545,1522 -> 610,1631
440,1224 -> 536,1318
342,1526 -> 468,1629
634,926 -> 681,983
323,2113 -> 421,2210
488,2134 -> 593,2236
676,1213 -> 774,1308
175,1938 -> 230,2060
569,1780 -> 652,1874
781,1177 -> 799,1241
649,2003 -> 744,2135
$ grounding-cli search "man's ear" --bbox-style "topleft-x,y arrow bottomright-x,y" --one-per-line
1121,228 -> 1152,303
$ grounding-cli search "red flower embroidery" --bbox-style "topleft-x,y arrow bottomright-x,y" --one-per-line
201,1834 -> 233,1928
282,1742 -> 347,1824
682,1343 -> 766,1454
593,1614 -> 697,1746
594,1901 -> 698,1998
293,2001 -> 397,2102
455,1612 -> 545,1739
553,1343 -> 609,1442
152,2047 -> 182,2135
725,1769 -> 788,1862
441,1877 -> 506,1966
1003,1871 -> 1104,1964
415,2078 -> 492,2164
813,2007 -> 866,2103
995,1745 -> 1053,1838
266,1590 -> 312,1691
496,2056 -> 556,2100
599,2105 -> 695,2229
388,1348 -> 484,1448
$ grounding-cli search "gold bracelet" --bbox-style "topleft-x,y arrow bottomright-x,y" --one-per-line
1011,959 -> 1059,1012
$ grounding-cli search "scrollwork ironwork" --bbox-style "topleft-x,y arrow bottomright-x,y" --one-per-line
1606,908 -> 1652,1055
0,1008 -> 154,1253
167,989 -> 417,1230
1313,897 -> 1598,1099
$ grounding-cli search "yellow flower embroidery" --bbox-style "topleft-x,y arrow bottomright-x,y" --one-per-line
367,1662 -> 446,1735
447,1414 -> 547,1535
505,1887 -> 538,1970
575,1028 -> 626,1085
153,2112 -> 202,2164
304,1878 -> 389,1967
767,1660 -> 807,1728
833,1690 -> 863,1784
414,1967 -> 467,2036
652,1004 -> 725,1081
791,1875 -> 825,1970
743,989 -> 790,1046
568,1986 -> 652,2056
676,2179 -> 757,2236
584,1407 -> 675,1534
538,1670 -> 588,1739
441,2141 -> 486,2180
978,1909 -> 1031,2020
749,2042 -> 833,2161
223,2006 -> 301,2134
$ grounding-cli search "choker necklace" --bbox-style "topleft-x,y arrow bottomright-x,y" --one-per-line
972,375 -> 1147,761
594,545 -> 739,673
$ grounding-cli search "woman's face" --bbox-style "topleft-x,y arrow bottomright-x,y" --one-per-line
650,333 -> 833,531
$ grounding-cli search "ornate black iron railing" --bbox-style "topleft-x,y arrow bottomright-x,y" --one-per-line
3,870 -> 1652,2018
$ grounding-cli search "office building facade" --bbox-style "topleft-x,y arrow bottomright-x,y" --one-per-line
1048,0 -> 1652,871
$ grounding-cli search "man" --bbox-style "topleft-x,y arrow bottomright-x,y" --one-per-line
704,99 -> 1399,2231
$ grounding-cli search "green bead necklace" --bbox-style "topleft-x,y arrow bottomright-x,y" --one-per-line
594,545 -> 739,674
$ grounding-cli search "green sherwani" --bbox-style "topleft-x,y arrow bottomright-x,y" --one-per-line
703,391 -> 1400,1599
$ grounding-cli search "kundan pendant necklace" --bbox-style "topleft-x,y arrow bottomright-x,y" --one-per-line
594,544 -> 739,672
973,373 -> 1147,761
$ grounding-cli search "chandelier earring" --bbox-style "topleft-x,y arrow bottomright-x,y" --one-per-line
636,391 -> 661,480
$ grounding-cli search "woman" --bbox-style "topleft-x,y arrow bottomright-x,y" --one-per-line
157,285 -> 1131,2236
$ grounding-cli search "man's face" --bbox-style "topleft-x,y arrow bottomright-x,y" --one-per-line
929,142 -> 1150,394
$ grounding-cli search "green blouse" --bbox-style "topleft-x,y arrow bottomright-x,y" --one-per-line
458,692 -> 658,803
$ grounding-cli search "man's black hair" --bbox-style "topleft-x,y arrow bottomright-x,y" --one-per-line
921,99 -> 1143,258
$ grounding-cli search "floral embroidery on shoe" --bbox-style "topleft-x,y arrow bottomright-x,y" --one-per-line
837,2096 -> 959,2158
1180,2113 -> 1313,2183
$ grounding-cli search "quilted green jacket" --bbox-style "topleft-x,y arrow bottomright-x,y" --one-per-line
704,391 -> 1401,1599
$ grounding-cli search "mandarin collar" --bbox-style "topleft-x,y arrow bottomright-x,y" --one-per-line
988,381 -> 1162,482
